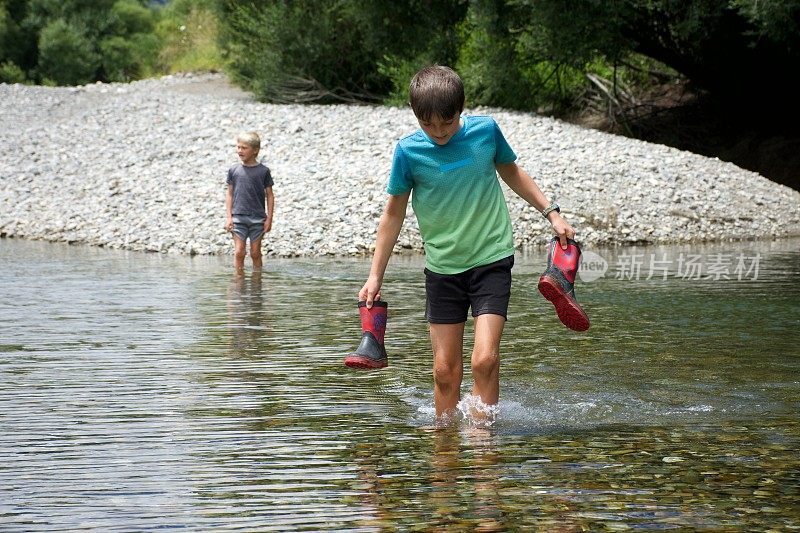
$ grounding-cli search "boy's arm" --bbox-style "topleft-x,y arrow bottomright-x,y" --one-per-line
359,192 -> 410,307
264,186 -> 274,233
225,184 -> 234,232
496,162 -> 575,248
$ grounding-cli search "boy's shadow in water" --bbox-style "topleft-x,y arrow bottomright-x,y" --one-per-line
226,271 -> 271,356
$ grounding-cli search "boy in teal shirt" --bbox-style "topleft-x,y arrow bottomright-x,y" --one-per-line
358,65 -> 576,421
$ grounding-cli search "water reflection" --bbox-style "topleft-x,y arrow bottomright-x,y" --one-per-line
428,428 -> 504,532
226,270 -> 270,355
348,426 -> 507,532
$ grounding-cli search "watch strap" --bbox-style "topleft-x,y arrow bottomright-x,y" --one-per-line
541,202 -> 560,218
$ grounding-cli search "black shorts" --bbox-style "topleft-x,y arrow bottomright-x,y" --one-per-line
424,255 -> 514,324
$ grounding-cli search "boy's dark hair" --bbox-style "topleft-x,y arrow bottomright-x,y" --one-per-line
409,65 -> 465,121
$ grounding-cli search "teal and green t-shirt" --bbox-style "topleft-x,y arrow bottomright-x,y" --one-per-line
387,115 -> 517,274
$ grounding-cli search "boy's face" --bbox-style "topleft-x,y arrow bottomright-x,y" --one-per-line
417,113 -> 461,146
236,141 -> 258,164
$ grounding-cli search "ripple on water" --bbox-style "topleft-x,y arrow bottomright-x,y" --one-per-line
1,239 -> 799,531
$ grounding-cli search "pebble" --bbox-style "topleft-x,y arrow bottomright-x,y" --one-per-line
1,72 -> 798,257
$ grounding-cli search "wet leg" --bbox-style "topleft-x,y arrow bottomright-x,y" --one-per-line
233,236 -> 246,272
471,314 -> 505,408
430,322 -> 465,418
249,237 -> 263,271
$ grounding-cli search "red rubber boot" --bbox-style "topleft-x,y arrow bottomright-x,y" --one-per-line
538,237 -> 590,331
344,301 -> 388,369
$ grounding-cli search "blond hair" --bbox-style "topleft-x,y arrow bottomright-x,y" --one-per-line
236,131 -> 261,151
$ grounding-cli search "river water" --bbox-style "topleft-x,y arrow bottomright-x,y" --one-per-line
1,237 -> 798,531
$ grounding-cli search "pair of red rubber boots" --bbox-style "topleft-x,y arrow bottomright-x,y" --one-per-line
344,238 -> 589,369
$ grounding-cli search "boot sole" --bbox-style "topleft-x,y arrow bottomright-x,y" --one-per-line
344,354 -> 388,369
538,275 -> 590,332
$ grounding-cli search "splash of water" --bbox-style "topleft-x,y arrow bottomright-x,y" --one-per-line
417,394 -> 500,429
456,394 -> 499,428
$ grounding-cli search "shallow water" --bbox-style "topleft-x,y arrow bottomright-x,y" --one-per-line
1,237 -> 798,531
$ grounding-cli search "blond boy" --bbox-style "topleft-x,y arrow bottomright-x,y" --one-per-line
225,132 -> 274,271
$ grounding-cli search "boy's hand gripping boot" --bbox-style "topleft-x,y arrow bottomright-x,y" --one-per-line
538,237 -> 590,331
344,301 -> 389,369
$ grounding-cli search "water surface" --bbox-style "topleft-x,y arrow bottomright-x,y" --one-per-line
1,238 -> 798,531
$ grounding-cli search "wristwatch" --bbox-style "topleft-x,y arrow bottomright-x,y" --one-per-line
541,202 -> 561,218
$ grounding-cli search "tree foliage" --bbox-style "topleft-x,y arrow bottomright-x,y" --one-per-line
0,0 -> 160,84
519,0 -> 800,109
37,18 -> 99,85
1,0 -> 797,117
219,0 -> 464,103
217,0 -> 799,114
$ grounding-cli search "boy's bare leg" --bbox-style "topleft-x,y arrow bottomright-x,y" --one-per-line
249,237 -> 263,271
233,236 -> 247,272
430,322 -> 465,417
471,314 -> 505,408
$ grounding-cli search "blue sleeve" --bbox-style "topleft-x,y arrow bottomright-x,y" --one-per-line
226,166 -> 234,186
263,166 -> 274,188
493,119 -> 517,164
386,144 -> 413,195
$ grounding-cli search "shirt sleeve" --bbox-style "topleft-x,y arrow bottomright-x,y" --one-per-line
263,167 -> 274,188
492,119 -> 517,164
386,144 -> 413,195
226,166 -> 234,186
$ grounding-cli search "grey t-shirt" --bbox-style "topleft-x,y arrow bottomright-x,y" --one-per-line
226,162 -> 274,217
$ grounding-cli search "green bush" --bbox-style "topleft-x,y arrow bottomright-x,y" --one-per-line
456,0 -> 534,110
100,1 -> 160,81
2,0 -> 163,84
221,0 -> 463,104
0,0 -> 30,71
0,60 -> 26,83
100,32 -> 159,82
37,18 -> 99,85
222,1 -> 382,103
376,54 -> 433,107
100,36 -> 135,82
108,0 -> 155,35
129,32 -> 160,76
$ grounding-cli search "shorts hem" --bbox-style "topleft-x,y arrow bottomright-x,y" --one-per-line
232,232 -> 264,242
472,309 -> 508,320
426,315 -> 468,325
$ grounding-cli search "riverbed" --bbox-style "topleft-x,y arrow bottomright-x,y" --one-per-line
2,73 -> 799,257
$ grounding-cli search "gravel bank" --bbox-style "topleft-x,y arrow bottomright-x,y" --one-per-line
2,72 -> 798,257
